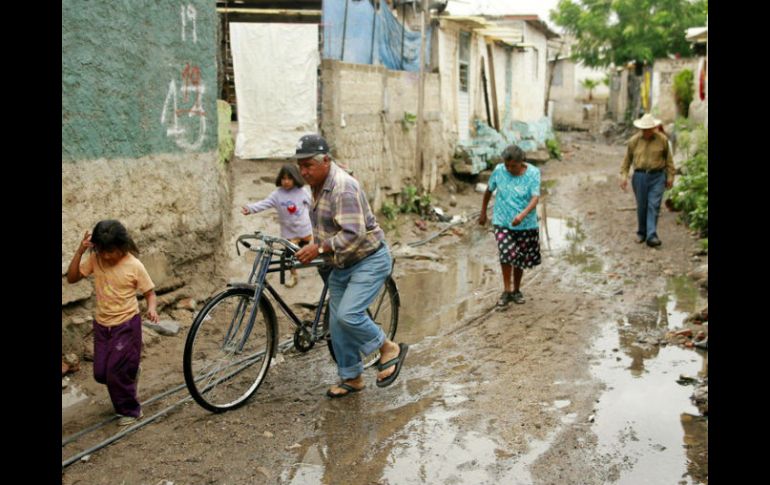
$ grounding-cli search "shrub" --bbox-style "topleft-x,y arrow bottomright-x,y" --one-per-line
546,137 -> 562,160
667,126 -> 707,236
673,69 -> 694,118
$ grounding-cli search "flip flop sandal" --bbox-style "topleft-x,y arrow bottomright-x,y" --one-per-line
326,382 -> 364,398
376,343 -> 409,388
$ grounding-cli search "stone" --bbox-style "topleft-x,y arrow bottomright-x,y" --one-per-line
475,183 -> 488,193
525,149 -> 551,164
143,320 -> 181,336
62,278 -> 93,305
71,315 -> 91,326
142,327 -> 162,347
63,353 -> 80,367
451,160 -> 475,175
449,195 -> 457,207
176,298 -> 198,311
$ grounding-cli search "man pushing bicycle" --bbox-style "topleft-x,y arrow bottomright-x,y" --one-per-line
293,134 -> 408,398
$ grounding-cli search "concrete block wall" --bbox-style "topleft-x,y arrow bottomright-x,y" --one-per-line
320,60 -> 450,206
62,0 -> 227,352
512,23 -> 548,122
437,22 -> 460,147
651,58 -> 700,123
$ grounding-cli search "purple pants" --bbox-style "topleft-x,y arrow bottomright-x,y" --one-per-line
93,314 -> 142,417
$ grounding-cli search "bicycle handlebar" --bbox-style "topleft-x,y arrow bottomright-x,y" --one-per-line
235,232 -> 301,256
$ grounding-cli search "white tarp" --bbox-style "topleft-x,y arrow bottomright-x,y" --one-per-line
231,23 -> 319,159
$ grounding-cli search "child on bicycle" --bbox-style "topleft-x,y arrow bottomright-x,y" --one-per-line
242,164 -> 313,288
66,220 -> 159,426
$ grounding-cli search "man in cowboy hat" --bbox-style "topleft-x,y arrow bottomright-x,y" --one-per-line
619,113 -> 675,247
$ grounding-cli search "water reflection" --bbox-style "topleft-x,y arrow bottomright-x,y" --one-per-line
591,317 -> 706,484
539,215 -> 604,273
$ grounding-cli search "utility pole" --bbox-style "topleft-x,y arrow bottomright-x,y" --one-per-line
416,0 -> 428,191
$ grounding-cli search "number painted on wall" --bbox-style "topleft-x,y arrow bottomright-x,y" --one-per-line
161,4 -> 206,151
180,4 -> 197,43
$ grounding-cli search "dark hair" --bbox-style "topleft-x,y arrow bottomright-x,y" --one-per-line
501,145 -> 525,163
275,164 -> 305,188
90,220 -> 139,256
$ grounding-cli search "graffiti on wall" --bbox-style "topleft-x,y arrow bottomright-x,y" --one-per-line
161,4 -> 207,151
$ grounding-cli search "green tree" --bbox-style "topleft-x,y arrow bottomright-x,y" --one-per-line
580,78 -> 599,100
550,0 -> 708,68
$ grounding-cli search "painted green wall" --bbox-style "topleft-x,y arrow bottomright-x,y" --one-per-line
62,0 -> 217,161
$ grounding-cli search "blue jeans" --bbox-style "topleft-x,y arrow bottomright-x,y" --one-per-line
328,244 -> 391,380
631,171 -> 666,240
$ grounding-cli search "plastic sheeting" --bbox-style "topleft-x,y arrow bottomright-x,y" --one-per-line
459,117 -> 555,174
322,0 -> 431,71
231,23 -> 319,159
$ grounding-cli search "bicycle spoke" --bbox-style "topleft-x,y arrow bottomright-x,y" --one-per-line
184,290 -> 274,412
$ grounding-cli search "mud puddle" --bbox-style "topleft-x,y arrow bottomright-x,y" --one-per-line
540,215 -> 604,273
394,234 -> 499,344
589,280 -> 708,484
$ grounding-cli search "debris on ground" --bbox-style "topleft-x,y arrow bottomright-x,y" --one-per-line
143,320 -> 181,337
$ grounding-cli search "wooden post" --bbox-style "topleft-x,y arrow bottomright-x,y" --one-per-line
486,43 -> 500,131
340,0 -> 350,61
400,2 -> 406,69
481,59 -> 492,127
416,0 -> 428,191
370,0 -> 378,64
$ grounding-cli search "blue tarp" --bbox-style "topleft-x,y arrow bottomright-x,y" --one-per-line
322,0 -> 431,71
459,117 -> 555,174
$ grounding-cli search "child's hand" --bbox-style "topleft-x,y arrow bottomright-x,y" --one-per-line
79,231 -> 93,253
241,207 -> 250,215
147,308 -> 159,323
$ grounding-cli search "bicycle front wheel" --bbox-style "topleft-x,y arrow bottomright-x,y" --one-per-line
326,276 -> 400,368
183,287 -> 276,413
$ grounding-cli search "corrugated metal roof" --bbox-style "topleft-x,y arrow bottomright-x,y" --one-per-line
685,26 -> 707,43
438,15 -> 494,30
440,15 -> 527,46
474,27 -> 524,46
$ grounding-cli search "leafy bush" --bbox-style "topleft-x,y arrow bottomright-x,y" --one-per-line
546,137 -> 562,160
399,185 -> 431,216
673,69 -> 694,118
381,201 -> 397,221
400,185 -> 419,214
667,126 -> 707,236
401,112 -> 417,132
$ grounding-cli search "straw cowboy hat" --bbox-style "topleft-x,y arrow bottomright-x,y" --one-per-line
633,113 -> 662,129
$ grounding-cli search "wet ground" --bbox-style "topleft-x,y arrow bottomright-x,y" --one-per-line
62,131 -> 708,484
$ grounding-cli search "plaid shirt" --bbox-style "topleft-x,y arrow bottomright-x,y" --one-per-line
311,162 -> 384,268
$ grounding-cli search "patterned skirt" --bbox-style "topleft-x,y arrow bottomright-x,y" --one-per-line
493,226 -> 542,269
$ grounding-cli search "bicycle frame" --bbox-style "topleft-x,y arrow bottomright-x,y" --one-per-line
231,233 -> 330,349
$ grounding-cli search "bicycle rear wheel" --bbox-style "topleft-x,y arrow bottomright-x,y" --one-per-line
183,287 -> 276,413
326,276 -> 400,368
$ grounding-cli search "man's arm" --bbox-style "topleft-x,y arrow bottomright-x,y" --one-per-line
619,139 -> 634,190
328,190 -> 368,254
664,137 -> 676,188
295,190 -> 366,265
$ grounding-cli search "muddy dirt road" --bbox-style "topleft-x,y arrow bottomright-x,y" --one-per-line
62,132 -> 707,484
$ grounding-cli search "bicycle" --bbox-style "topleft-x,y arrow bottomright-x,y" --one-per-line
183,232 -> 400,413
